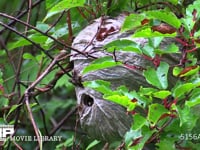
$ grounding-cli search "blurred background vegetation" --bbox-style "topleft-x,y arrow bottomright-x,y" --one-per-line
0,0 -> 199,149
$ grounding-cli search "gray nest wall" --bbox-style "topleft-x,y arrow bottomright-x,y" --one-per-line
71,14 -> 180,142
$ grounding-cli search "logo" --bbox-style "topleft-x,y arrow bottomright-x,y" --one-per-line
0,125 -> 14,141
0,125 -> 62,142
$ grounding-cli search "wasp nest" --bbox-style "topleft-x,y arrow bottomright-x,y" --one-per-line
71,14 -> 179,142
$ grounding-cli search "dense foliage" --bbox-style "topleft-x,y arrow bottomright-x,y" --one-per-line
0,0 -> 200,149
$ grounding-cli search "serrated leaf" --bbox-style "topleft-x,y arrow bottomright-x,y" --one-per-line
153,90 -> 171,99
132,114 -> 146,130
82,56 -> 121,74
44,0 -> 85,21
144,62 -> 169,89
146,10 -> 181,29
133,28 -> 176,38
173,83 -> 195,98
122,14 -> 146,32
148,103 -> 169,125
104,39 -> 142,54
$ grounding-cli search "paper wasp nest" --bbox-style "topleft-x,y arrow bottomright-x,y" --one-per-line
71,14 -> 179,142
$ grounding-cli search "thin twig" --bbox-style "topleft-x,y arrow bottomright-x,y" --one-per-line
0,22 -> 72,77
14,0 -> 33,99
45,10 -> 66,34
76,8 -> 89,22
12,140 -> 23,150
0,0 -> 45,34
49,107 -> 77,135
66,10 -> 73,45
26,51 -> 68,92
0,13 -> 87,57
83,16 -> 105,51
35,107 -> 78,150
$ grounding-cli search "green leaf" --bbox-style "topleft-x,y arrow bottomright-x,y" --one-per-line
6,104 -> 22,119
83,80 -> 112,94
153,90 -> 171,99
156,138 -> 176,150
146,10 -> 181,29
148,103 -> 169,126
149,37 -> 163,48
104,39 -> 142,54
175,105 -> 198,128
8,34 -> 47,50
144,62 -> 169,89
133,28 -> 177,38
86,140 -> 100,150
168,0 -> 178,5
186,88 -> 200,107
44,0 -> 85,21
181,17 -> 195,32
173,66 -> 182,77
139,87 -> 158,96
194,30 -> 200,38
0,97 -> 9,108
104,94 -> 136,110
179,66 -> 199,77
46,25 -> 68,44
23,53 -> 37,61
82,56 -> 121,74
36,22 -> 54,33
46,0 -> 60,9
122,13 -> 146,32
186,0 -> 200,17
56,136 -> 74,149
130,91 -> 150,107
127,126 -> 156,149
132,114 -> 146,130
173,83 -> 195,98
155,43 -> 179,54
142,44 -> 155,58
125,129 -> 142,146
